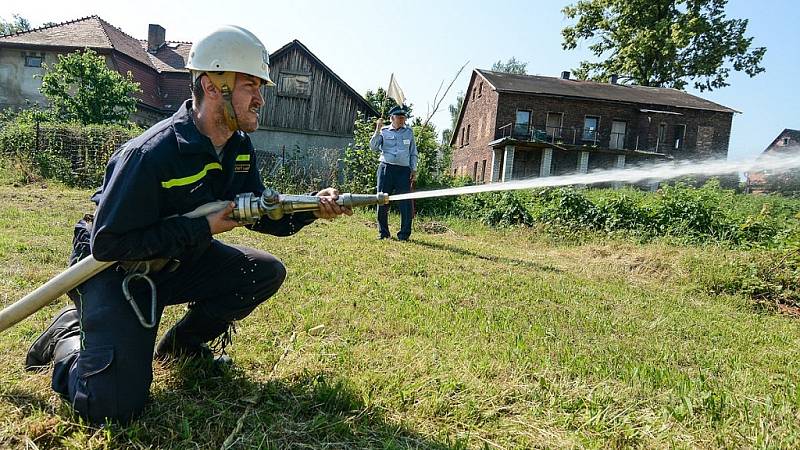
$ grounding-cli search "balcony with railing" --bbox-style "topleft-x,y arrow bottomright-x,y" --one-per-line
496,122 -> 649,153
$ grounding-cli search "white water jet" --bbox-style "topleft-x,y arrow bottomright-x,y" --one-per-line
391,153 -> 800,202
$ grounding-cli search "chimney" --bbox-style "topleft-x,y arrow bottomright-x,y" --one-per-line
610,74 -> 619,84
147,24 -> 166,53
560,71 -> 570,80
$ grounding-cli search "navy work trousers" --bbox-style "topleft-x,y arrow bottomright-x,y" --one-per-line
51,240 -> 287,424
376,162 -> 412,240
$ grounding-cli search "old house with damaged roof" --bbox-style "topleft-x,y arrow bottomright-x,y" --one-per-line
745,128 -> 800,193
450,69 -> 738,182
0,17 -> 377,160
0,16 -> 191,125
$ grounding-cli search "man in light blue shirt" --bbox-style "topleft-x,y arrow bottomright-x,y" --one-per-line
369,105 -> 417,240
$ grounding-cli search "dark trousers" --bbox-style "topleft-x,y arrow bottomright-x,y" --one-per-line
51,240 -> 286,424
376,162 -> 412,240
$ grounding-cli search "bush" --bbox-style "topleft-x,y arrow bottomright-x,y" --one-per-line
651,182 -> 737,239
0,116 -> 139,187
536,188 -> 599,228
416,180 -> 800,248
342,117 -> 379,193
459,191 -> 534,227
594,193 -> 650,231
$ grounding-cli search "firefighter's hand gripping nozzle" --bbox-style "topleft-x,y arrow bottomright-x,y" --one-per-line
231,189 -> 390,223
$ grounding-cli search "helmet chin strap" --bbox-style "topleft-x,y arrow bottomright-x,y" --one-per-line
205,72 -> 240,132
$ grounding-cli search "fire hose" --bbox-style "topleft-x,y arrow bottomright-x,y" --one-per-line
0,189 -> 389,334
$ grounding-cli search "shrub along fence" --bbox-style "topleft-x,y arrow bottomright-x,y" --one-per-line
0,119 -> 138,187
0,119 -> 343,192
255,147 -> 341,194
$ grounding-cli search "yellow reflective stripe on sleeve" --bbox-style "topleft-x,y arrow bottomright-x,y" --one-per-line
236,154 -> 250,162
161,162 -> 222,188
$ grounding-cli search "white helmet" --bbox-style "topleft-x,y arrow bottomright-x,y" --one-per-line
186,25 -> 274,86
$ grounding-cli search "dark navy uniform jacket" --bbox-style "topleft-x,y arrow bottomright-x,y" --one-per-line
86,100 -> 314,264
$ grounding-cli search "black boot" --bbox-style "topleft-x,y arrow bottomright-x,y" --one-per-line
155,305 -> 233,366
52,334 -> 81,366
25,304 -> 81,372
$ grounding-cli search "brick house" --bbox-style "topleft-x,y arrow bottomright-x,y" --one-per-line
450,69 -> 737,183
0,16 -> 191,125
746,128 -> 800,193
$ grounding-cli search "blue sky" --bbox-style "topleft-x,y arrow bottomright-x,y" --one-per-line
3,0 -> 797,160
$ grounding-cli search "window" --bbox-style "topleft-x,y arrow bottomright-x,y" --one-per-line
460,127 -> 465,146
657,123 -> 667,150
24,55 -> 43,68
473,161 -> 479,180
466,124 -> 471,144
478,82 -> 483,97
277,71 -> 311,98
783,137 -> 791,146
610,120 -> 627,149
472,88 -> 476,101
514,110 -> 531,138
480,159 -> 487,182
673,124 -> 686,151
583,116 -> 599,141
546,112 -> 564,139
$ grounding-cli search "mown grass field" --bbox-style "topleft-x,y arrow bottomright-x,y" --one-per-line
1,177 -> 800,449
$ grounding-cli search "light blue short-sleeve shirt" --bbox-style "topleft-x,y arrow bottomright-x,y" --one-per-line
369,125 -> 418,171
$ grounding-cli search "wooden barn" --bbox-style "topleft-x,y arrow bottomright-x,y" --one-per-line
250,39 -> 378,165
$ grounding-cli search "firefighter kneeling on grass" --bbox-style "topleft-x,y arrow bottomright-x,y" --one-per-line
23,25 -> 352,425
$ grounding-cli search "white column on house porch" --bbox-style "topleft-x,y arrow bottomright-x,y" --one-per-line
502,145 -> 515,182
578,151 -> 589,174
540,147 -> 553,177
490,148 -> 503,182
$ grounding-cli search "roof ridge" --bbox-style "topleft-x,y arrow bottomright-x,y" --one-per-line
96,16 -> 139,47
138,39 -> 192,45
0,15 -> 98,39
478,68 -> 736,113
91,16 -> 114,48
479,68 -> 695,93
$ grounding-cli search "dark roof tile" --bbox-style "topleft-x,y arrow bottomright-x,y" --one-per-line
0,16 -> 112,48
143,41 -> 191,73
477,69 -> 737,114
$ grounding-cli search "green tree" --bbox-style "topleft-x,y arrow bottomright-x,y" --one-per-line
561,0 -> 766,91
39,48 -> 140,125
364,88 -> 396,118
343,114 -> 446,192
0,14 -> 31,35
411,117 -> 442,187
364,87 -> 414,119
343,116 -> 380,193
491,57 -> 528,74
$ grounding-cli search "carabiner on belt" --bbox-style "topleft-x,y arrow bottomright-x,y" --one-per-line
121,261 -> 158,329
